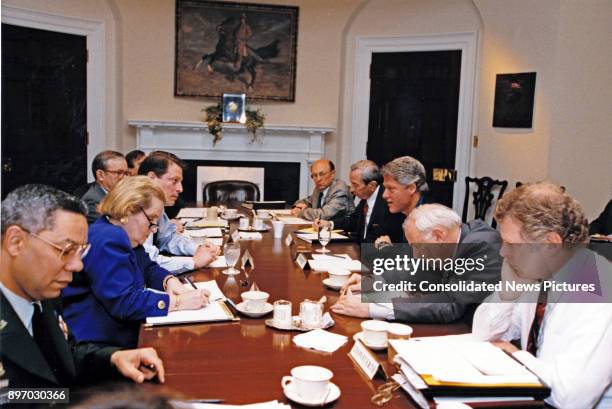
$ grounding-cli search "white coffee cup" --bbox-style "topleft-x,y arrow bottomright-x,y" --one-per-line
272,220 -> 284,238
253,217 -> 264,230
241,291 -> 269,312
207,206 -> 219,221
239,217 -> 250,230
361,320 -> 388,347
387,323 -> 413,340
224,209 -> 238,218
281,366 -> 333,401
256,209 -> 270,218
327,268 -> 351,287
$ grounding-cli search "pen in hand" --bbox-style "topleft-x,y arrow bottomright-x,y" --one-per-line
184,276 -> 198,290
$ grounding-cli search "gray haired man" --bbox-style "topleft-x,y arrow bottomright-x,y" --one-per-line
1,184 -> 165,387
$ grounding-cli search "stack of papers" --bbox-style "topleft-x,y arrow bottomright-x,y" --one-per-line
308,254 -> 362,272
295,231 -> 349,243
293,329 -> 348,353
276,216 -> 310,225
177,208 -> 207,218
173,400 -> 290,409
187,219 -> 228,228
390,336 -> 542,386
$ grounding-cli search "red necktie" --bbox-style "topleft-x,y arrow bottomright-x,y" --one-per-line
526,289 -> 547,355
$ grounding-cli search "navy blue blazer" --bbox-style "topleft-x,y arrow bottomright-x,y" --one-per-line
62,217 -> 171,348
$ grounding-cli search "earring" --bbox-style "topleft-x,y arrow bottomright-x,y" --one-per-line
120,216 -> 128,224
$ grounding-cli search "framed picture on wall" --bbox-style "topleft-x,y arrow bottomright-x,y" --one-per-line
492,72 -> 537,128
175,0 -> 299,101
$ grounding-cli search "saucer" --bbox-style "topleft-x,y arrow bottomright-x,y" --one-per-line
283,382 -> 340,406
353,331 -> 387,351
322,278 -> 344,291
236,302 -> 273,317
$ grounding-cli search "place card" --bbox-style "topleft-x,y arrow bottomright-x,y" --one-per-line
241,249 -> 255,269
295,253 -> 309,270
284,234 -> 294,247
348,340 -> 388,380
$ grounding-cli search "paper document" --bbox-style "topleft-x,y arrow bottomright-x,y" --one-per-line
434,396 -> 534,403
238,232 -> 263,240
182,280 -> 226,301
187,219 -> 228,228
390,337 -> 542,386
184,228 -> 223,238
172,400 -> 290,409
145,301 -> 233,326
276,216 -> 310,225
207,256 -> 228,268
177,208 -> 207,218
308,255 -> 362,272
295,232 -> 348,243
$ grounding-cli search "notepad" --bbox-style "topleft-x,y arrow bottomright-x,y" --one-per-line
182,280 -> 226,302
145,301 -> 234,326
177,208 -> 207,218
184,228 -> 224,238
276,216 -> 310,225
295,232 -> 348,243
307,255 -> 362,272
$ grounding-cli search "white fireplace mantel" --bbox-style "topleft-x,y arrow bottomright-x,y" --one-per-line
128,120 -> 334,198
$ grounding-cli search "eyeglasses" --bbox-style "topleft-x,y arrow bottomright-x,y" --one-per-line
104,169 -> 130,177
21,227 -> 91,261
140,208 -> 159,232
310,171 -> 332,180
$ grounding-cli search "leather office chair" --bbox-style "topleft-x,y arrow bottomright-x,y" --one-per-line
462,176 -> 508,229
204,180 -> 261,203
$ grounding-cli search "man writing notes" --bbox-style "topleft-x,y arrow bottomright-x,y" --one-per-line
472,183 -> 612,408
139,151 -> 218,273
81,150 -> 129,223
332,204 -> 502,323
0,184 -> 164,388
291,159 -> 354,225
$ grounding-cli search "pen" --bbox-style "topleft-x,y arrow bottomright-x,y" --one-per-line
139,363 -> 156,372
186,399 -> 225,404
184,276 -> 198,290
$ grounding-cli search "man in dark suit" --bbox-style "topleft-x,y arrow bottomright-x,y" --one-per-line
589,198 -> 612,236
0,184 -> 165,388
291,159 -> 355,226
81,150 -> 129,223
337,160 -> 404,243
332,204 -> 502,324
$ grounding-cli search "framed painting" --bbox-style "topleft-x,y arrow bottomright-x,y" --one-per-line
492,72 -> 537,128
175,0 -> 299,101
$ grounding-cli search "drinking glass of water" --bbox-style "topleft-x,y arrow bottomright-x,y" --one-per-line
317,221 -> 333,253
223,242 -> 241,275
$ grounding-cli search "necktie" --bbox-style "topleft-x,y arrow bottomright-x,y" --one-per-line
317,191 -> 324,209
362,202 -> 369,237
32,304 -> 66,384
526,289 -> 547,355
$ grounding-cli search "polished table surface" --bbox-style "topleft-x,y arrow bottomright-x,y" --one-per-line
138,218 -> 481,408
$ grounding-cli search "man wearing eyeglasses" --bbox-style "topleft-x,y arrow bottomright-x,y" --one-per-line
0,184 -> 165,389
81,150 -> 129,224
291,159 -> 355,225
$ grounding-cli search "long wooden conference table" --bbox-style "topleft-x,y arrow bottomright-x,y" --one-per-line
138,216 -> 537,408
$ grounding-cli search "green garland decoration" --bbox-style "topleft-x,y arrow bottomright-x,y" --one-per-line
203,103 -> 266,145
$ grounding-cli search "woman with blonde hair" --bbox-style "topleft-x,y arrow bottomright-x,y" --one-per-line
62,176 -> 209,348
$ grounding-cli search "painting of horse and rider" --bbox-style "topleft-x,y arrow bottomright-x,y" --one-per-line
175,0 -> 299,101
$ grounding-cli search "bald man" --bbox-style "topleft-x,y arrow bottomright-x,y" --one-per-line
291,159 -> 354,225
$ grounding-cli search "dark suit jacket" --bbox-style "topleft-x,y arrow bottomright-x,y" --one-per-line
81,182 -> 106,224
342,186 -> 405,244
293,179 -> 355,226
62,217 -> 170,348
387,219 -> 502,324
0,293 -> 119,388
590,199 -> 612,236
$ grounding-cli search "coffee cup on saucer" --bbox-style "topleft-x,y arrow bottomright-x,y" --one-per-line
281,366 -> 333,401
360,320 -> 388,347
327,268 -> 351,287
241,291 -> 269,312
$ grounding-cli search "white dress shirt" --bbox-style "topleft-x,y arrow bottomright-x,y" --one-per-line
0,281 -> 40,337
363,186 -> 379,238
473,297 -> 612,408
144,233 -> 194,274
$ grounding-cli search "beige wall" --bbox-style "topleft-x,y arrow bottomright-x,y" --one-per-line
118,0 -> 359,155
548,0 -> 612,218
3,0 -> 610,217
